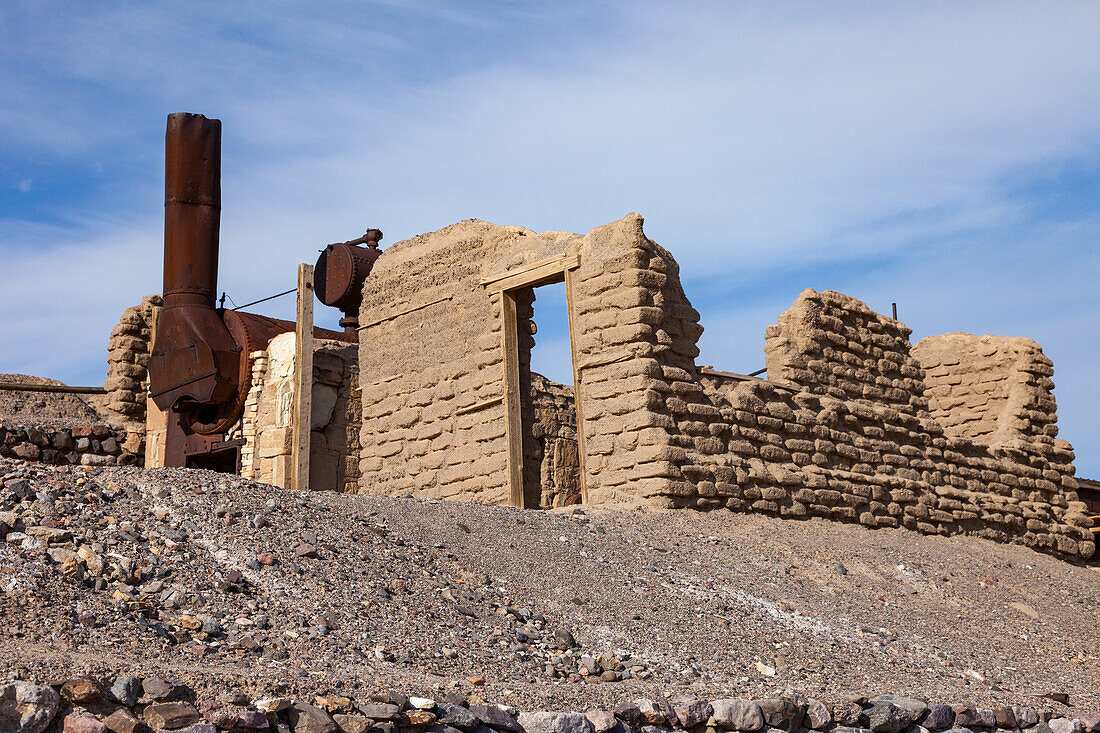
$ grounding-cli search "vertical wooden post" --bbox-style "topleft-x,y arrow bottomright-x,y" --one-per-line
563,268 -> 588,504
292,264 -> 315,492
500,290 -> 524,507
144,306 -> 168,468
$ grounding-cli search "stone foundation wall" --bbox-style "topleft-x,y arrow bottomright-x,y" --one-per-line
241,333 -> 359,492
355,215 -> 1092,560
0,423 -> 136,466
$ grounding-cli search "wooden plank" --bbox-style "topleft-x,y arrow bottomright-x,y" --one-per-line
291,263 -> 315,492
697,366 -> 798,392
481,254 -> 580,293
500,291 -> 525,507
358,294 -> 453,331
455,396 -> 503,416
563,268 -> 588,504
0,383 -> 107,394
144,305 -> 168,468
577,351 -> 633,371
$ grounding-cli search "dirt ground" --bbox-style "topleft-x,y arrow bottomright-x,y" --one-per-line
2,459 -> 1098,714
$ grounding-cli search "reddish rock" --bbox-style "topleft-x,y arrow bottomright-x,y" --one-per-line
145,703 -> 201,731
105,709 -> 145,733
61,678 -> 104,705
65,715 -> 108,733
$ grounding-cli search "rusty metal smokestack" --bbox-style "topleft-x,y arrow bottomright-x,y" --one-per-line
148,113 -> 241,419
164,113 -> 221,309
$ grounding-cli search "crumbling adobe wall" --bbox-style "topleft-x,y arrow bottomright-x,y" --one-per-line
912,333 -> 1061,456
358,215 -> 679,504
241,333 -> 360,492
665,288 -> 1091,560
355,215 -> 1092,560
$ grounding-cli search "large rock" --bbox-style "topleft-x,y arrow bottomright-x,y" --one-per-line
109,678 -> 142,708
869,697 -> 927,722
710,700 -> 765,732
517,713 -> 594,733
1049,721 -> 1082,733
61,679 -> 104,705
104,709 -> 143,733
670,698 -> 712,729
583,711 -> 618,733
332,716 -> 370,733
145,704 -> 201,731
436,705 -> 478,732
923,707 -> 955,731
64,716 -> 107,733
806,700 -> 832,731
288,703 -> 335,733
953,710 -> 994,729
355,706 -> 398,723
468,707 -> 521,733
757,700 -> 806,732
1012,710 -> 1039,729
863,703 -> 911,733
0,683 -> 61,733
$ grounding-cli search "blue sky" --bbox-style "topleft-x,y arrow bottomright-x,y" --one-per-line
1,1 -> 1098,476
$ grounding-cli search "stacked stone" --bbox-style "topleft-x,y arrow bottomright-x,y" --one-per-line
239,351 -> 270,481
3,677 -> 1098,733
240,337 -> 360,492
101,294 -> 162,461
0,424 -> 132,466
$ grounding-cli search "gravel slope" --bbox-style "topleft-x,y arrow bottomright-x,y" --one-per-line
2,458 -> 1098,714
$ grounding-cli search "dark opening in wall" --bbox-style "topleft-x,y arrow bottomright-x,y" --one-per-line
517,282 -> 581,508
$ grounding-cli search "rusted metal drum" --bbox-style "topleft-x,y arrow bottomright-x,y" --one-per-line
314,229 -> 382,331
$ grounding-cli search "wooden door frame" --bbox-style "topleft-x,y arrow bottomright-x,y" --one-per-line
481,254 -> 585,507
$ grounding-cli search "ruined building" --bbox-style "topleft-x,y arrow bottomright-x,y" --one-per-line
9,114 -> 1094,562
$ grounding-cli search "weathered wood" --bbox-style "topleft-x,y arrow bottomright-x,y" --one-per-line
480,254 -> 580,292
697,366 -> 798,392
576,351 -> 634,372
291,264 -> 315,492
500,290 -> 524,507
455,396 -> 503,416
358,294 -> 453,331
144,305 -> 168,468
563,267 -> 588,504
0,383 -> 106,394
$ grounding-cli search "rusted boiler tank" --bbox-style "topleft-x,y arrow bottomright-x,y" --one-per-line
147,113 -> 378,470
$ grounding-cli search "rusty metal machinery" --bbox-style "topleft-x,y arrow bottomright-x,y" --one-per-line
314,228 -> 382,334
148,113 -> 357,470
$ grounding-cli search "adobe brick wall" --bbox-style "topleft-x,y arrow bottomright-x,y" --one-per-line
912,332 -> 1061,455
355,215 -> 1093,560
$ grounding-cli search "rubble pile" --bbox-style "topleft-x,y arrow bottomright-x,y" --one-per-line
1,677 -> 1098,733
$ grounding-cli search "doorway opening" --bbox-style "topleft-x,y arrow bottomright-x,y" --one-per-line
518,281 -> 581,508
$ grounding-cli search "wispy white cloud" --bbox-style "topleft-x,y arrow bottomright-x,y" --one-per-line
0,0 -> 1098,469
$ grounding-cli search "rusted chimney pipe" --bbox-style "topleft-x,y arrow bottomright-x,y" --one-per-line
163,113 -> 222,308
148,113 -> 241,416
